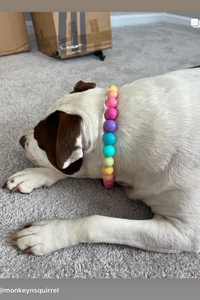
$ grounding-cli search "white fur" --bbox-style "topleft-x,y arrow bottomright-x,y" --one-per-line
6,68 -> 200,255
62,135 -> 83,169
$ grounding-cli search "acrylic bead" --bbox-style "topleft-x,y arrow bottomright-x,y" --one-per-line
104,181 -> 114,188
108,85 -> 118,92
102,173 -> 114,181
106,90 -> 118,100
102,166 -> 114,175
104,120 -> 117,132
103,132 -> 116,145
104,178 -> 114,185
102,157 -> 114,167
102,85 -> 118,189
105,97 -> 118,108
104,108 -> 118,120
103,145 -> 115,157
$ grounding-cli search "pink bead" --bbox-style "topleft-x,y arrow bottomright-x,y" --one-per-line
106,90 -> 118,99
105,97 -> 118,108
105,108 -> 118,120
104,178 -> 114,185
104,181 -> 114,188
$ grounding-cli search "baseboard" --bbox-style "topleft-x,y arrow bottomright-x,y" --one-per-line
110,12 -> 192,27
110,13 -> 165,27
164,13 -> 192,26
25,13 -> 194,36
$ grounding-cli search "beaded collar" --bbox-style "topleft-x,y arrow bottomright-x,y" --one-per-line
102,85 -> 118,188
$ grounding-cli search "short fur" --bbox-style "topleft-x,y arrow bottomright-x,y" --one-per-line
3,69 -> 200,255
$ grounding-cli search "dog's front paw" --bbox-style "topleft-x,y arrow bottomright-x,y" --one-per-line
2,168 -> 61,194
12,220 -> 72,255
12,219 -> 76,255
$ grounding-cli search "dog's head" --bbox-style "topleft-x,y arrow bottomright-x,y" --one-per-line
20,81 -> 97,175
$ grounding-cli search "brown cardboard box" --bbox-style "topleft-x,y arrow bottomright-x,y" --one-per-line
31,12 -> 112,59
0,12 -> 30,57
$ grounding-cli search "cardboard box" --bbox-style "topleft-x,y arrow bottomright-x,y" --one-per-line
0,12 -> 30,57
31,12 -> 112,59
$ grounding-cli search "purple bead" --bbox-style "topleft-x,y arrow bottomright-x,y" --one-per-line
104,120 -> 117,132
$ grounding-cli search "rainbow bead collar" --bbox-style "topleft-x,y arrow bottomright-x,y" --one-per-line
102,85 -> 118,188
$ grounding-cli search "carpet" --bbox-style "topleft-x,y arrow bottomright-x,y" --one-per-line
1,21 -> 200,278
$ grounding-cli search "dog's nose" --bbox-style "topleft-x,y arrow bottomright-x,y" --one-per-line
19,135 -> 27,149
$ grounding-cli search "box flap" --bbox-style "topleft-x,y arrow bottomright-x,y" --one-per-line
31,12 -> 59,57
0,12 -> 30,56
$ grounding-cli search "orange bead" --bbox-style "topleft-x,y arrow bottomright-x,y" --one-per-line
102,173 -> 114,181
106,90 -> 118,99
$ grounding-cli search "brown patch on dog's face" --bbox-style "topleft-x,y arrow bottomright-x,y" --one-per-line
34,110 -> 83,175
70,80 -> 96,94
33,81 -> 96,174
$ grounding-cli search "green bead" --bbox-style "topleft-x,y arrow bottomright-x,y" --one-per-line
102,157 -> 114,167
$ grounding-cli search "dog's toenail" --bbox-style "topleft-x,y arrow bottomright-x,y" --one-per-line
23,247 -> 32,255
2,181 -> 7,189
19,135 -> 27,149
24,224 -> 32,228
11,187 -> 20,194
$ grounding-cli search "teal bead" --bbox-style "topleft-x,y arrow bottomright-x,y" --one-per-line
103,145 -> 115,157
103,132 -> 116,145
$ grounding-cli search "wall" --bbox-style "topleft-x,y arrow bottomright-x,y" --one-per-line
24,12 -> 200,23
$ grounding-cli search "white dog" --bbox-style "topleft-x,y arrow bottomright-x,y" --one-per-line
3,68 -> 200,256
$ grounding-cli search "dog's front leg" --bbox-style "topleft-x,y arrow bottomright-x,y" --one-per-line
3,167 -> 67,194
12,213 -> 198,255
84,214 -> 195,253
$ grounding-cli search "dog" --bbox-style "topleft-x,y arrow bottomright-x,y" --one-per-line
3,68 -> 200,256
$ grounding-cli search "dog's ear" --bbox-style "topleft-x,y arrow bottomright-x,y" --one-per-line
34,110 -> 84,175
70,80 -> 96,94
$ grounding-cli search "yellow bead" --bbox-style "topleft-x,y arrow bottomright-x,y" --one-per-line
108,85 -> 118,92
102,166 -> 114,175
